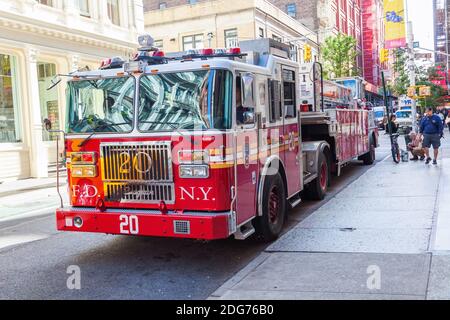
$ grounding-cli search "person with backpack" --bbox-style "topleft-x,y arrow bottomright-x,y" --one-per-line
420,107 -> 444,165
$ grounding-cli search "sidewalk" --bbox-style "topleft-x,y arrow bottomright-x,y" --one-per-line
0,178 -> 67,222
0,177 -> 62,197
211,132 -> 450,300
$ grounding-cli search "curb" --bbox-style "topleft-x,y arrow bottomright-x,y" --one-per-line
0,205 -> 58,224
208,252 -> 271,300
0,183 -> 66,198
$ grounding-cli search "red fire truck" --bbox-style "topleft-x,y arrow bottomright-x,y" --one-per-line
47,36 -> 378,242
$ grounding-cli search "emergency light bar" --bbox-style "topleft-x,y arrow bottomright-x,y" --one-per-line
182,48 -> 246,60
99,56 -> 125,70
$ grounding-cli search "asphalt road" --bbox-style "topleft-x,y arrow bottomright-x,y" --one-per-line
0,135 -> 391,300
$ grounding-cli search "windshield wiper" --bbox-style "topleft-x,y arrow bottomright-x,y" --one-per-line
78,122 -> 130,147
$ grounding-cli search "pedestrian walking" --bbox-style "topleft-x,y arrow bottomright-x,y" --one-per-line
420,107 -> 444,165
438,106 -> 448,123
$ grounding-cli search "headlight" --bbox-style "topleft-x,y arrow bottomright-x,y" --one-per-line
179,165 -> 209,178
178,150 -> 209,164
71,152 -> 96,164
72,165 -> 97,178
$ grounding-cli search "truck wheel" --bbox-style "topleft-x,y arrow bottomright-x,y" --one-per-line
254,172 -> 287,242
361,140 -> 376,165
305,152 -> 328,201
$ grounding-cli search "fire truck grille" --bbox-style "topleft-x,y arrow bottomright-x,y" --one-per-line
101,142 -> 173,182
100,142 -> 174,204
105,182 -> 175,204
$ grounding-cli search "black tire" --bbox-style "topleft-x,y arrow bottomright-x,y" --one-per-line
254,172 -> 287,242
305,152 -> 329,201
392,145 -> 401,164
361,140 -> 376,165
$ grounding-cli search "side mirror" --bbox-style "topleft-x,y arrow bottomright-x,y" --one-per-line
47,76 -> 62,91
243,111 -> 255,125
43,118 -> 52,131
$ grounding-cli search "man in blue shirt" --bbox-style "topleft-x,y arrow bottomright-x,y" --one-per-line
420,107 -> 444,165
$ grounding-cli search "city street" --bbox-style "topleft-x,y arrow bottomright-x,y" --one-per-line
0,135 -> 392,300
211,132 -> 450,300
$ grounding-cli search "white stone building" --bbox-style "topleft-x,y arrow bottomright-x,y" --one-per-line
0,0 -> 144,181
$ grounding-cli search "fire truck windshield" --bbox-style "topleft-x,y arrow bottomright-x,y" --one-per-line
138,69 -> 233,131
66,77 -> 135,134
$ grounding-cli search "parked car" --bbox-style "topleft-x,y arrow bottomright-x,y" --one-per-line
395,109 -> 413,129
373,106 -> 386,129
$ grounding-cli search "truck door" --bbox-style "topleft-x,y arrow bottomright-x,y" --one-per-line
235,73 -> 259,225
281,67 -> 302,196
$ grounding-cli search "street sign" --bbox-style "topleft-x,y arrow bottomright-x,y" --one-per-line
413,41 -> 420,48
399,97 -> 413,109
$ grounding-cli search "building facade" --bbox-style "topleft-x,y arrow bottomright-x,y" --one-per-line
0,0 -> 144,181
144,0 -> 362,69
143,0 -> 319,63
361,0 -> 384,87
434,0 -> 450,70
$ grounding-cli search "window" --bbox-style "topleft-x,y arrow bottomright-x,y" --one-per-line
236,74 -> 255,126
67,77 -> 135,134
0,54 -> 20,143
154,40 -> 163,49
268,80 -> 282,123
107,0 -> 120,26
224,29 -> 239,48
139,70 -> 233,131
259,28 -> 265,38
37,62 -> 59,141
272,35 -> 282,43
290,44 -> 298,62
36,0 -> 53,6
182,34 -> 204,51
159,2 -> 167,9
77,0 -> 90,17
286,3 -> 297,18
282,69 -> 296,119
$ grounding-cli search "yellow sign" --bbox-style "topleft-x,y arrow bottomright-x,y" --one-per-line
384,0 -> 406,49
380,48 -> 389,63
419,86 -> 431,97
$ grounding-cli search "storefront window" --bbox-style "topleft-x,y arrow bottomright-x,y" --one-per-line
0,54 -> 20,143
37,62 -> 59,141
107,0 -> 120,26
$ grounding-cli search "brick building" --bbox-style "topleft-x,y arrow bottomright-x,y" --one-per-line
361,0 -> 384,102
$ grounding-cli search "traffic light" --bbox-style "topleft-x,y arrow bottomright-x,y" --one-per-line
304,45 -> 312,62
419,86 -> 431,97
380,48 -> 389,63
407,86 -> 416,98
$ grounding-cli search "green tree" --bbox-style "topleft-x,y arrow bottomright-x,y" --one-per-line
416,65 -> 448,112
388,48 -> 409,96
321,34 -> 360,79
416,81 -> 446,112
